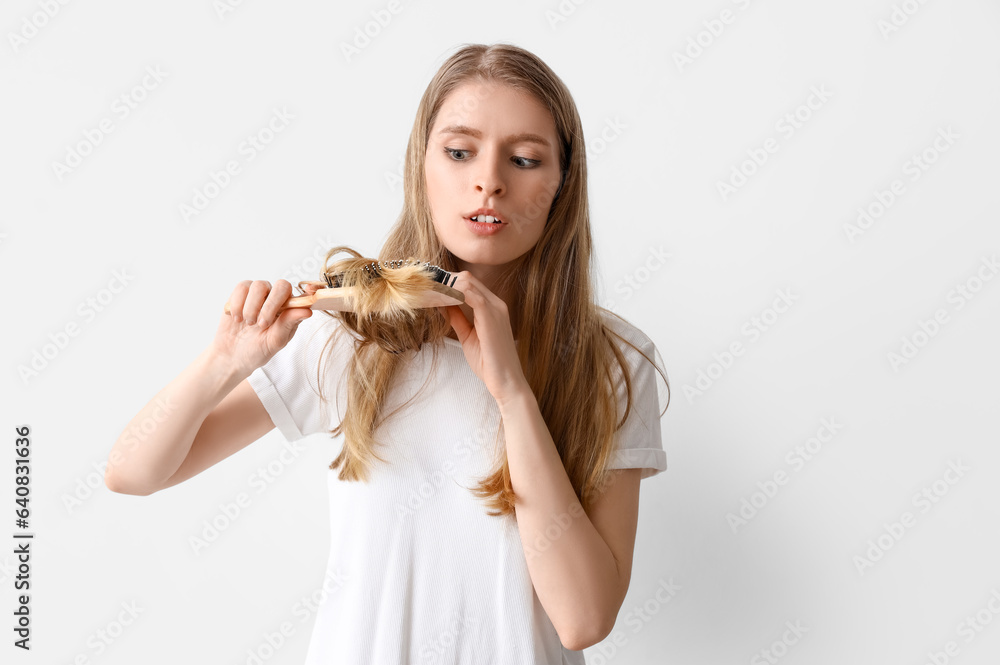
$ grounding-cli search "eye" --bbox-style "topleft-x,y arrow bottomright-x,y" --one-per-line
444,147 -> 471,161
445,147 -> 541,169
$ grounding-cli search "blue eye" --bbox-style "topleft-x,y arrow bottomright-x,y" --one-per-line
444,148 -> 540,168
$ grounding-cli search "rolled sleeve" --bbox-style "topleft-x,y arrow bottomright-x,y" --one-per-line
606,337 -> 668,480
246,313 -> 347,442
249,365 -> 309,442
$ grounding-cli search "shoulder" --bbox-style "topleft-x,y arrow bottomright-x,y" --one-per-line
598,308 -> 656,355
291,311 -> 346,347
597,309 -> 665,402
266,311 -> 356,372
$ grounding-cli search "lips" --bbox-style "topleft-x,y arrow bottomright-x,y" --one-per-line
464,215 -> 507,236
465,207 -> 506,224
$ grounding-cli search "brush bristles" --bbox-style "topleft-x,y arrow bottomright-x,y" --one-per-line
316,246 -> 455,355
322,256 -> 451,321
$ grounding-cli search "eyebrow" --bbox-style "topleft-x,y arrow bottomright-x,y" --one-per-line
436,124 -> 551,148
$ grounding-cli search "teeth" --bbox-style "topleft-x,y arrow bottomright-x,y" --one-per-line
472,215 -> 501,224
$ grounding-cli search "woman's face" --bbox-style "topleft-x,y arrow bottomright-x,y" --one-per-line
424,80 -> 563,274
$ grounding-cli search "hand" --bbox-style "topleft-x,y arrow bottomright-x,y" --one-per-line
440,271 -> 530,406
212,279 -> 313,378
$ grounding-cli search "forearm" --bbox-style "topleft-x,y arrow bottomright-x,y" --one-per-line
104,346 -> 243,495
499,387 -> 621,649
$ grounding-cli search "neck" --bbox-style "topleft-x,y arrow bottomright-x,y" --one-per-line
458,262 -> 504,296
451,259 -> 521,340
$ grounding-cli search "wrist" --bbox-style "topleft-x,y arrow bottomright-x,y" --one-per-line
495,379 -> 535,413
197,345 -> 248,394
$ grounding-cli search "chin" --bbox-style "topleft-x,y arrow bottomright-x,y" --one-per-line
448,245 -> 513,267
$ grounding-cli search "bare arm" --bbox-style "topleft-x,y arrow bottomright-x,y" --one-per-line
103,353 -> 275,495
104,279 -> 313,496
156,378 -> 276,492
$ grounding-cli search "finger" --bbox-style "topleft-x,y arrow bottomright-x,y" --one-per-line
266,304 -> 312,333
243,280 -> 271,325
448,271 -> 468,293
267,307 -> 312,343
228,280 -> 252,322
456,270 -> 489,296
273,307 -> 312,330
459,285 -> 487,308
258,280 -> 292,330
445,305 -> 473,339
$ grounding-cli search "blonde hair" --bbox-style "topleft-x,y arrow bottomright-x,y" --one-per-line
312,42 -> 669,517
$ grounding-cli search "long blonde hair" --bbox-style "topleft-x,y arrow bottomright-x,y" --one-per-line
312,42 -> 669,517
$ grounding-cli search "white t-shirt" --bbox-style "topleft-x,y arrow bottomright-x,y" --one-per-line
248,309 -> 667,664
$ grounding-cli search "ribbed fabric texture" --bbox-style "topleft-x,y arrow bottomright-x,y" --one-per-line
247,311 -> 667,664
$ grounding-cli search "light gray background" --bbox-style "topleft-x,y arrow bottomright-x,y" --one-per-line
3,1 -> 999,663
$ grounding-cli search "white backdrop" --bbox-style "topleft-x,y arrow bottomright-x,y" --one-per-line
3,1 -> 1000,663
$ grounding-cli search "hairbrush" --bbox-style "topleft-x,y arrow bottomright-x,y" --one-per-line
223,259 -> 465,314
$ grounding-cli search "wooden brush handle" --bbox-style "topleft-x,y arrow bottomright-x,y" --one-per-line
223,281 -> 465,314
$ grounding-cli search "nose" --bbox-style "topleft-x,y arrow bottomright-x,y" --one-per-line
473,152 -> 505,197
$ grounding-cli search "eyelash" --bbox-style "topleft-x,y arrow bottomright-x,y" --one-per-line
443,147 -> 540,169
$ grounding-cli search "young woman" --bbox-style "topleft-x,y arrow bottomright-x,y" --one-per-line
106,42 -> 669,664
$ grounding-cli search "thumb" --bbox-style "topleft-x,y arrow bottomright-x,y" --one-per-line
269,307 -> 312,341
445,305 -> 472,339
